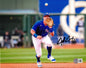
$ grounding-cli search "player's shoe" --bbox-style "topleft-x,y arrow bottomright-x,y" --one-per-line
37,62 -> 42,67
48,56 -> 56,62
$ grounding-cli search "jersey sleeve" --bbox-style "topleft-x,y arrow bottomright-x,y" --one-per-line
32,22 -> 39,31
49,27 -> 54,33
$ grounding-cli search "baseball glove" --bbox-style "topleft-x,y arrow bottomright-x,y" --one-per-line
45,17 -> 54,27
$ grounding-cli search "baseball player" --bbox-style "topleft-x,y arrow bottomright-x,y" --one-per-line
77,17 -> 84,43
30,14 -> 56,67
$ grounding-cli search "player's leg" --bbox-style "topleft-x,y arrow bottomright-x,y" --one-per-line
79,27 -> 84,42
42,35 -> 56,62
78,27 -> 82,43
32,36 -> 42,67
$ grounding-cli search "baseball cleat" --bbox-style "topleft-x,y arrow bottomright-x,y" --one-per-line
48,56 -> 56,62
37,62 -> 42,67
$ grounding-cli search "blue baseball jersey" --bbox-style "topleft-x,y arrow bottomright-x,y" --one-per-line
32,20 -> 54,37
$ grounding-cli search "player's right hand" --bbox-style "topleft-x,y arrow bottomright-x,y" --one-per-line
37,35 -> 42,39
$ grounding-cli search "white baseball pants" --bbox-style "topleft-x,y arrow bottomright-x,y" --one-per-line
32,35 -> 53,57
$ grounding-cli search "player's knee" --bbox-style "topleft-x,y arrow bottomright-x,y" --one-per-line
47,44 -> 52,47
37,53 -> 42,57
37,54 -> 42,57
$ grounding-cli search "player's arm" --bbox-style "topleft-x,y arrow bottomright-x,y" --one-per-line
30,29 -> 42,39
30,29 -> 35,35
50,31 -> 54,36
49,27 -> 54,36
46,17 -> 54,36
30,22 -> 42,39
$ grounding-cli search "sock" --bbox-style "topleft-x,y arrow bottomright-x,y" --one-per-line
47,46 -> 52,58
36,55 -> 40,62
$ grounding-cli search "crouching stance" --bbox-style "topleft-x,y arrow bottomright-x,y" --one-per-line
30,14 -> 56,67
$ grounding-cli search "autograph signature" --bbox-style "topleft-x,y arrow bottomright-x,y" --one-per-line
57,36 -> 76,44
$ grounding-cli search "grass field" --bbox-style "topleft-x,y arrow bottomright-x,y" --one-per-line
0,48 -> 86,63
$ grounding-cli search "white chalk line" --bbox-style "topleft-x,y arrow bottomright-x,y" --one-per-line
1,51 -> 86,55
1,55 -> 86,60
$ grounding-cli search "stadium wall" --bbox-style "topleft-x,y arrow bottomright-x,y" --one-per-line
0,0 -> 38,10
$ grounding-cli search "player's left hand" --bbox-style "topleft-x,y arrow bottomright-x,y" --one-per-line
50,32 -> 54,36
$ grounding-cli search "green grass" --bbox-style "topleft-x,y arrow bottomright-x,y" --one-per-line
0,48 -> 86,63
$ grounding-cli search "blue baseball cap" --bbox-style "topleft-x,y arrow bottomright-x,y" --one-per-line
43,14 -> 50,17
